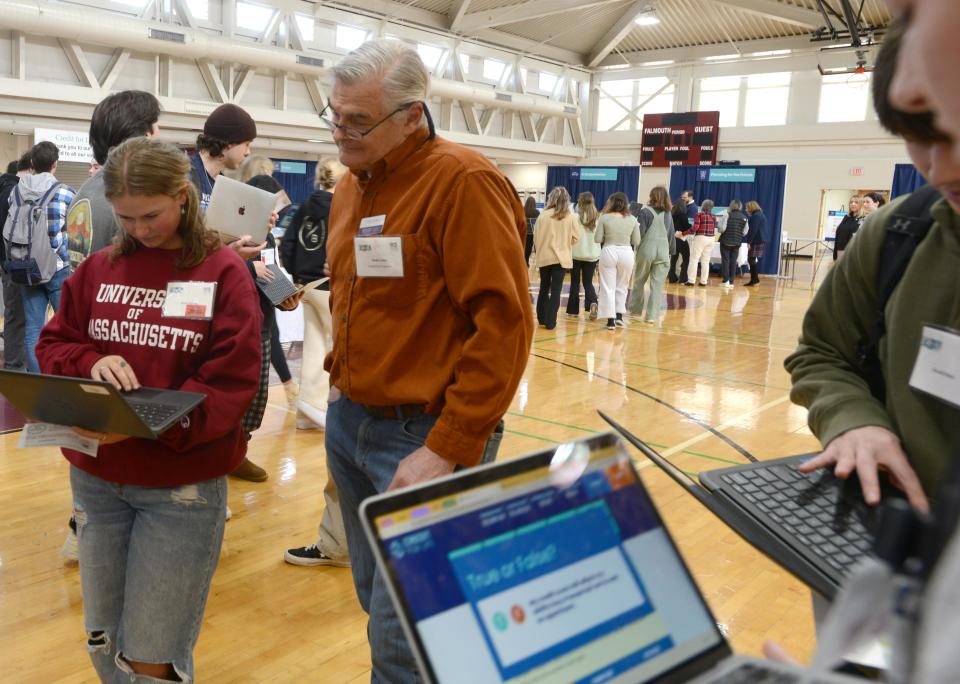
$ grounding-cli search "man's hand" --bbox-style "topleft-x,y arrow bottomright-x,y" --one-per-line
328,384 -> 342,404
388,446 -> 455,491
91,355 -> 140,392
799,426 -> 929,513
71,427 -> 130,446
277,290 -> 304,311
228,235 -> 267,260
252,260 -> 273,281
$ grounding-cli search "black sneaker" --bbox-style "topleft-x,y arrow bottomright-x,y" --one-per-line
284,544 -> 350,567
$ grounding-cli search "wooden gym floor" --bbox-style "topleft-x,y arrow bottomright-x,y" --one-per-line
0,271 -> 824,682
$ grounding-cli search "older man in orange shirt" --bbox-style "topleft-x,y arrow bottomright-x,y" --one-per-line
321,40 -> 533,682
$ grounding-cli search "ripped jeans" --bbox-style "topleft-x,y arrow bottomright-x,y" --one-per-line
69,466 -> 227,683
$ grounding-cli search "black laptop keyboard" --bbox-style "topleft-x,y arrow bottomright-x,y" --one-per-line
710,662 -> 837,683
129,401 -> 181,429
719,463 -> 876,580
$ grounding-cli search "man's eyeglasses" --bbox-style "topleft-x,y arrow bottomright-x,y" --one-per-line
319,102 -> 418,141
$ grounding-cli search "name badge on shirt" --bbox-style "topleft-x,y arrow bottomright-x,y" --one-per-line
909,325 -> 960,409
354,236 -> 404,278
358,214 -> 387,236
162,281 -> 217,320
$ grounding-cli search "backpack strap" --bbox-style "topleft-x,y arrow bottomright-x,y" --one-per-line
858,184 -> 941,403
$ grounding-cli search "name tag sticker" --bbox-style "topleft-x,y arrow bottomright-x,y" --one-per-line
163,281 -> 217,320
358,214 -> 387,236
354,236 -> 404,278
909,325 -> 960,409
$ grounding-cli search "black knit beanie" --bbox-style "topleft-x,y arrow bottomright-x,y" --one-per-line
204,104 -> 257,145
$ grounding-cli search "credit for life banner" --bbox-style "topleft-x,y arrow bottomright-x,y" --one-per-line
34,127 -> 94,164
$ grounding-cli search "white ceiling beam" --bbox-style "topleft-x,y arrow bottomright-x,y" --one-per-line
457,0 -> 624,33
712,0 -> 824,29
197,59 -> 229,103
12,31 -> 25,81
100,50 -> 131,91
448,0 -> 473,31
59,39 -> 100,89
170,0 -> 195,28
587,0 -> 650,68
323,0 -> 588,66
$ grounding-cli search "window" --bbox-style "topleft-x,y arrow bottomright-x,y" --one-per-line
482,58 -> 505,82
458,53 -> 470,76
538,71 -> 558,93
744,72 -> 791,126
417,43 -> 445,72
185,0 -> 208,20
294,14 -> 314,42
236,1 -> 274,32
699,76 -> 741,127
595,77 -> 674,132
336,25 -> 369,51
818,73 -> 872,122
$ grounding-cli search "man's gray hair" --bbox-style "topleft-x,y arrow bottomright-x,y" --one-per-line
331,40 -> 430,110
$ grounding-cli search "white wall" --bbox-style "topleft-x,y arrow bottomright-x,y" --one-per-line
499,164 -> 547,195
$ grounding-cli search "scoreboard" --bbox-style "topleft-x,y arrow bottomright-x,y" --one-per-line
641,112 -> 720,167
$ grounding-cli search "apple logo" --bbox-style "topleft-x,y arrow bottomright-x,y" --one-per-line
238,205 -> 246,216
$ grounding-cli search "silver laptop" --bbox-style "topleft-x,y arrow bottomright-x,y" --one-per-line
361,433 -> 864,684
205,174 -> 277,244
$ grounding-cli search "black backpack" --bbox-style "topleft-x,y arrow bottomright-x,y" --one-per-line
857,184 -> 941,403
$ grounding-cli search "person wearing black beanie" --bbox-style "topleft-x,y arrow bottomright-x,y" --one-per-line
189,103 -> 257,213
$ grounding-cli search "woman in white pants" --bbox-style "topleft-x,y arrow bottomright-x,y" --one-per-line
594,192 -> 640,330
685,198 -> 717,286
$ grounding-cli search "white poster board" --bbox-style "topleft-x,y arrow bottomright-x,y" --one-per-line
33,127 -> 94,164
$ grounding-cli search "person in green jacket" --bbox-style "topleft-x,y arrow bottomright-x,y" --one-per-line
784,16 -> 960,515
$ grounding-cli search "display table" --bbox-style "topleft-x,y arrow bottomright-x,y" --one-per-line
710,242 -> 749,268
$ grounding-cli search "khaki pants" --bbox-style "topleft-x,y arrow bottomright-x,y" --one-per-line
300,289 -> 331,413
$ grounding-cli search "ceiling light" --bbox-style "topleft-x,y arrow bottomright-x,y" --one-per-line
634,7 -> 659,26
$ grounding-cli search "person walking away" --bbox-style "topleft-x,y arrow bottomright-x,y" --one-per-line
668,196 -> 691,283
0,153 -> 31,371
566,191 -> 601,319
523,195 -> 539,266
685,199 -> 716,286
595,191 -> 640,330
533,186 -> 579,330
744,201 -> 768,286
719,199 -> 748,287
627,185 -> 675,324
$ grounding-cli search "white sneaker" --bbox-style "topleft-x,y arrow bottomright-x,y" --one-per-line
62,528 -> 79,563
225,505 -> 232,521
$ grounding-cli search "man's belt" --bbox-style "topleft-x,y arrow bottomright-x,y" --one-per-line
361,403 -> 428,420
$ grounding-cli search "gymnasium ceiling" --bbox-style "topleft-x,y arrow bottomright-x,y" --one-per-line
329,0 -> 892,67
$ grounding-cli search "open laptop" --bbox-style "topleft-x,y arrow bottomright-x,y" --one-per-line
0,370 -> 205,439
360,432 -> 862,683
205,174 -> 277,244
598,411 -> 881,601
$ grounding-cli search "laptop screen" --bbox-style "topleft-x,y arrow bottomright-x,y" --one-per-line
369,437 -> 725,683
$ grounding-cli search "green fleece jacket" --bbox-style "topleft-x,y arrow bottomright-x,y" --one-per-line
785,196 -> 960,496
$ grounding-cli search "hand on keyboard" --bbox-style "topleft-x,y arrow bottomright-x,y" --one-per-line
800,426 -> 929,514
91,355 -> 141,392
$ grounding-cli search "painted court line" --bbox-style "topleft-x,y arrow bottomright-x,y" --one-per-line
659,394 -> 791,458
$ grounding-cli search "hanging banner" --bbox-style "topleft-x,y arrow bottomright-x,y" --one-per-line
33,128 -> 94,164
577,168 -> 619,181
706,168 -> 756,183
641,112 -> 720,168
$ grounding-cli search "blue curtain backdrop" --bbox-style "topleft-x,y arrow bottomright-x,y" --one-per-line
668,165 -> 786,275
273,160 -> 317,205
545,166 -> 641,209
891,163 -> 927,199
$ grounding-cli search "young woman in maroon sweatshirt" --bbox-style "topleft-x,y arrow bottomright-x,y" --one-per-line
36,137 -> 262,683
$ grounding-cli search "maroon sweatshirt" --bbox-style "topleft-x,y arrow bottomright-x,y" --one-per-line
35,244 -> 263,487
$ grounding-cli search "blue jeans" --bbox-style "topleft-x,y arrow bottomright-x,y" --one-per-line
23,266 -> 69,372
70,466 -> 227,683
325,395 -> 503,683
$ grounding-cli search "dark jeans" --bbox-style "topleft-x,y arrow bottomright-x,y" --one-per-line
720,244 -> 739,282
2,272 -> 25,370
536,264 -> 566,330
748,255 -> 760,283
566,260 -> 598,315
668,239 -> 690,283
269,315 -> 291,383
524,233 -> 534,266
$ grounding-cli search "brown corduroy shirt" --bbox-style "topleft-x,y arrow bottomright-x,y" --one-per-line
324,128 -> 534,466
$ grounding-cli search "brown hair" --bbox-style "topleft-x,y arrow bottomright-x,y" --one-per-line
545,186 -> 571,220
577,192 -> 599,230
647,186 -> 671,213
745,200 -> 762,214
315,156 -> 347,190
605,192 -> 629,215
103,137 -> 220,269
